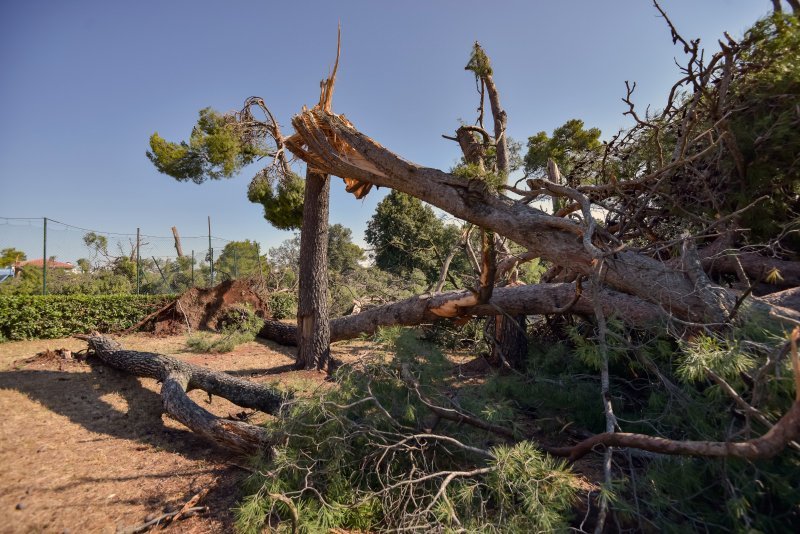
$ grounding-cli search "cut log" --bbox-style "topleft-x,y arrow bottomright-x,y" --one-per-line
78,334 -> 284,455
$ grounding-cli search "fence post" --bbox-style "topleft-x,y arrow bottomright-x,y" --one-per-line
42,217 -> 47,295
136,227 -> 141,294
191,250 -> 195,287
233,248 -> 238,278
208,216 -> 214,287
209,249 -> 214,287
256,242 -> 264,284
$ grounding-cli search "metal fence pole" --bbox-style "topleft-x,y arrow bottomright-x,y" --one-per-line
42,217 -> 47,295
208,216 -> 214,287
256,242 -> 264,284
136,227 -> 141,294
233,248 -> 238,278
209,249 -> 214,287
191,250 -> 195,287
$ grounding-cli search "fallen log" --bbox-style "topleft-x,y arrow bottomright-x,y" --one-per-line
259,282 -> 664,346
285,107 -> 727,322
78,334 -> 284,455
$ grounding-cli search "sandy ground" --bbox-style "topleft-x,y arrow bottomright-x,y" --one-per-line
0,334 -> 372,533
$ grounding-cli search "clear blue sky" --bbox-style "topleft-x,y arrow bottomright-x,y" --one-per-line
0,0 -> 771,263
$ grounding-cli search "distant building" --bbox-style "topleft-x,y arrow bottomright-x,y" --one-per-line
13,258 -> 76,276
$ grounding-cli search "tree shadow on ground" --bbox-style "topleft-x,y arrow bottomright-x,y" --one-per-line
0,358 -> 249,530
0,359 -> 219,460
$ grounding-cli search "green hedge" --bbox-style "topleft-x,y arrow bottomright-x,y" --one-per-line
0,294 -> 175,341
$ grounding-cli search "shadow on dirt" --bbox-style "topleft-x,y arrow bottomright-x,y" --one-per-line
0,358 -> 224,460
0,358 -> 250,530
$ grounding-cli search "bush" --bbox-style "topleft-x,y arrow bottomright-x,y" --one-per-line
268,292 -> 297,320
0,294 -> 174,341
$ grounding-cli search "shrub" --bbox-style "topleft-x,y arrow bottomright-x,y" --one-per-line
268,292 -> 297,320
0,294 -> 174,341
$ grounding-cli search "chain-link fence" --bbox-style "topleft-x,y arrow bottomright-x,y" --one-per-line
0,217 -> 269,295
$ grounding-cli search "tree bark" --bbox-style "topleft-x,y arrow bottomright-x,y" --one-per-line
702,250 -> 800,289
259,282 -> 664,346
78,334 -> 283,455
296,170 -> 331,370
485,313 -> 527,369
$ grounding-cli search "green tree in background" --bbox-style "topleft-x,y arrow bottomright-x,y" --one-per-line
365,191 -> 467,286
0,248 -> 26,267
215,240 -> 267,280
524,119 -> 602,184
328,224 -> 364,274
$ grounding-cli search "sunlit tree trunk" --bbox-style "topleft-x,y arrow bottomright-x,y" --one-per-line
296,170 -> 331,370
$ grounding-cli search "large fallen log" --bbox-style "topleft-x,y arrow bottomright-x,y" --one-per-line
285,108 -> 732,323
259,282 -> 664,346
78,334 -> 284,455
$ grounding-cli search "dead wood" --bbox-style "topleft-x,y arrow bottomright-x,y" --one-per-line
117,488 -> 208,534
258,282 -> 663,347
759,287 -> 800,314
78,334 -> 283,455
702,250 -> 800,289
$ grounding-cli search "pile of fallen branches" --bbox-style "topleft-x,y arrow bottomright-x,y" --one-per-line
236,323 -> 800,531
78,334 -> 285,455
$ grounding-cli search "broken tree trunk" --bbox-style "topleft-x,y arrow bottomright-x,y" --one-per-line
259,282 -> 664,346
78,334 -> 283,455
171,226 -> 184,258
285,108 -> 729,323
296,170 -> 332,370
485,313 -> 528,369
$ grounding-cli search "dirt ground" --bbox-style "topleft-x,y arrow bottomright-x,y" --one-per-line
0,334 -> 372,534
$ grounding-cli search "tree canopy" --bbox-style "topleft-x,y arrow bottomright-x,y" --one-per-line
147,107 -> 305,230
523,118 -> 602,183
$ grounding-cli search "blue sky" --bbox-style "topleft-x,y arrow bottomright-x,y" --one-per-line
0,0 -> 771,263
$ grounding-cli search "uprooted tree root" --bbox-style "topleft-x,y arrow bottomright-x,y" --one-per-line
78,334 -> 285,455
129,279 -> 272,336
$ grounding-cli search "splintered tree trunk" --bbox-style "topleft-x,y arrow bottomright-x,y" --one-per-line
296,170 -> 331,370
477,52 -> 527,368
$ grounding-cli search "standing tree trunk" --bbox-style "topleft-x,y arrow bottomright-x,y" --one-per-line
485,313 -> 528,369
296,170 -> 331,370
